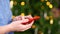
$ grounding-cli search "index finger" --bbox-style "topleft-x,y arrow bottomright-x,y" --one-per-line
24,21 -> 34,27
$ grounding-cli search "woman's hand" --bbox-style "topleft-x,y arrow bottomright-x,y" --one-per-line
0,15 -> 34,34
10,15 -> 34,32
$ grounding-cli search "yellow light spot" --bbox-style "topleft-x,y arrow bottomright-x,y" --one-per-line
46,1 -> 50,6
13,1 -> 17,5
21,13 -> 25,16
50,19 -> 53,24
45,0 -> 48,1
32,25 -> 36,29
21,2 -> 25,6
49,4 -> 53,8
45,16 -> 49,20
12,16 -> 15,19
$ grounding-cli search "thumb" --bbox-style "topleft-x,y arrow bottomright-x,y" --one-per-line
16,19 -> 29,24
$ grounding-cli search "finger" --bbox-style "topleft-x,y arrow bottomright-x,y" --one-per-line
16,16 -> 22,20
21,19 -> 29,23
13,20 -> 23,24
17,23 -> 31,31
16,19 -> 29,24
20,15 -> 33,21
19,25 -> 31,31
13,16 -> 22,21
21,21 -> 34,30
24,21 -> 34,27
27,15 -> 32,18
21,26 -> 31,31
18,21 -> 34,31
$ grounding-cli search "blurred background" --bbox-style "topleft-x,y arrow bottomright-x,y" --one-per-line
10,0 -> 60,34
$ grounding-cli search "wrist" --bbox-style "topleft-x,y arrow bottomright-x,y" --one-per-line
3,24 -> 15,33
7,24 -> 15,32
0,24 -> 14,34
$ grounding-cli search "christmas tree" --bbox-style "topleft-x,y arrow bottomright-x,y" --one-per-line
10,0 -> 60,34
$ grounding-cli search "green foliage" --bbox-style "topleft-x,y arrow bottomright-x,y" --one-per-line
11,0 -> 60,34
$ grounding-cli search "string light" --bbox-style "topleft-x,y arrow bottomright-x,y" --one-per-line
50,19 -> 53,24
49,4 -> 53,8
21,13 -> 25,16
10,0 -> 13,8
32,25 -> 36,29
21,2 -> 25,6
13,1 -> 17,5
45,16 -> 49,20
46,1 -> 50,6
45,0 -> 48,1
12,16 -> 16,19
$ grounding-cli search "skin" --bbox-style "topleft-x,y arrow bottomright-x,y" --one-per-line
0,15 -> 34,34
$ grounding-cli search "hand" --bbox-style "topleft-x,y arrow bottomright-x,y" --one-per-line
9,15 -> 34,32
13,15 -> 33,21
12,16 -> 22,21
